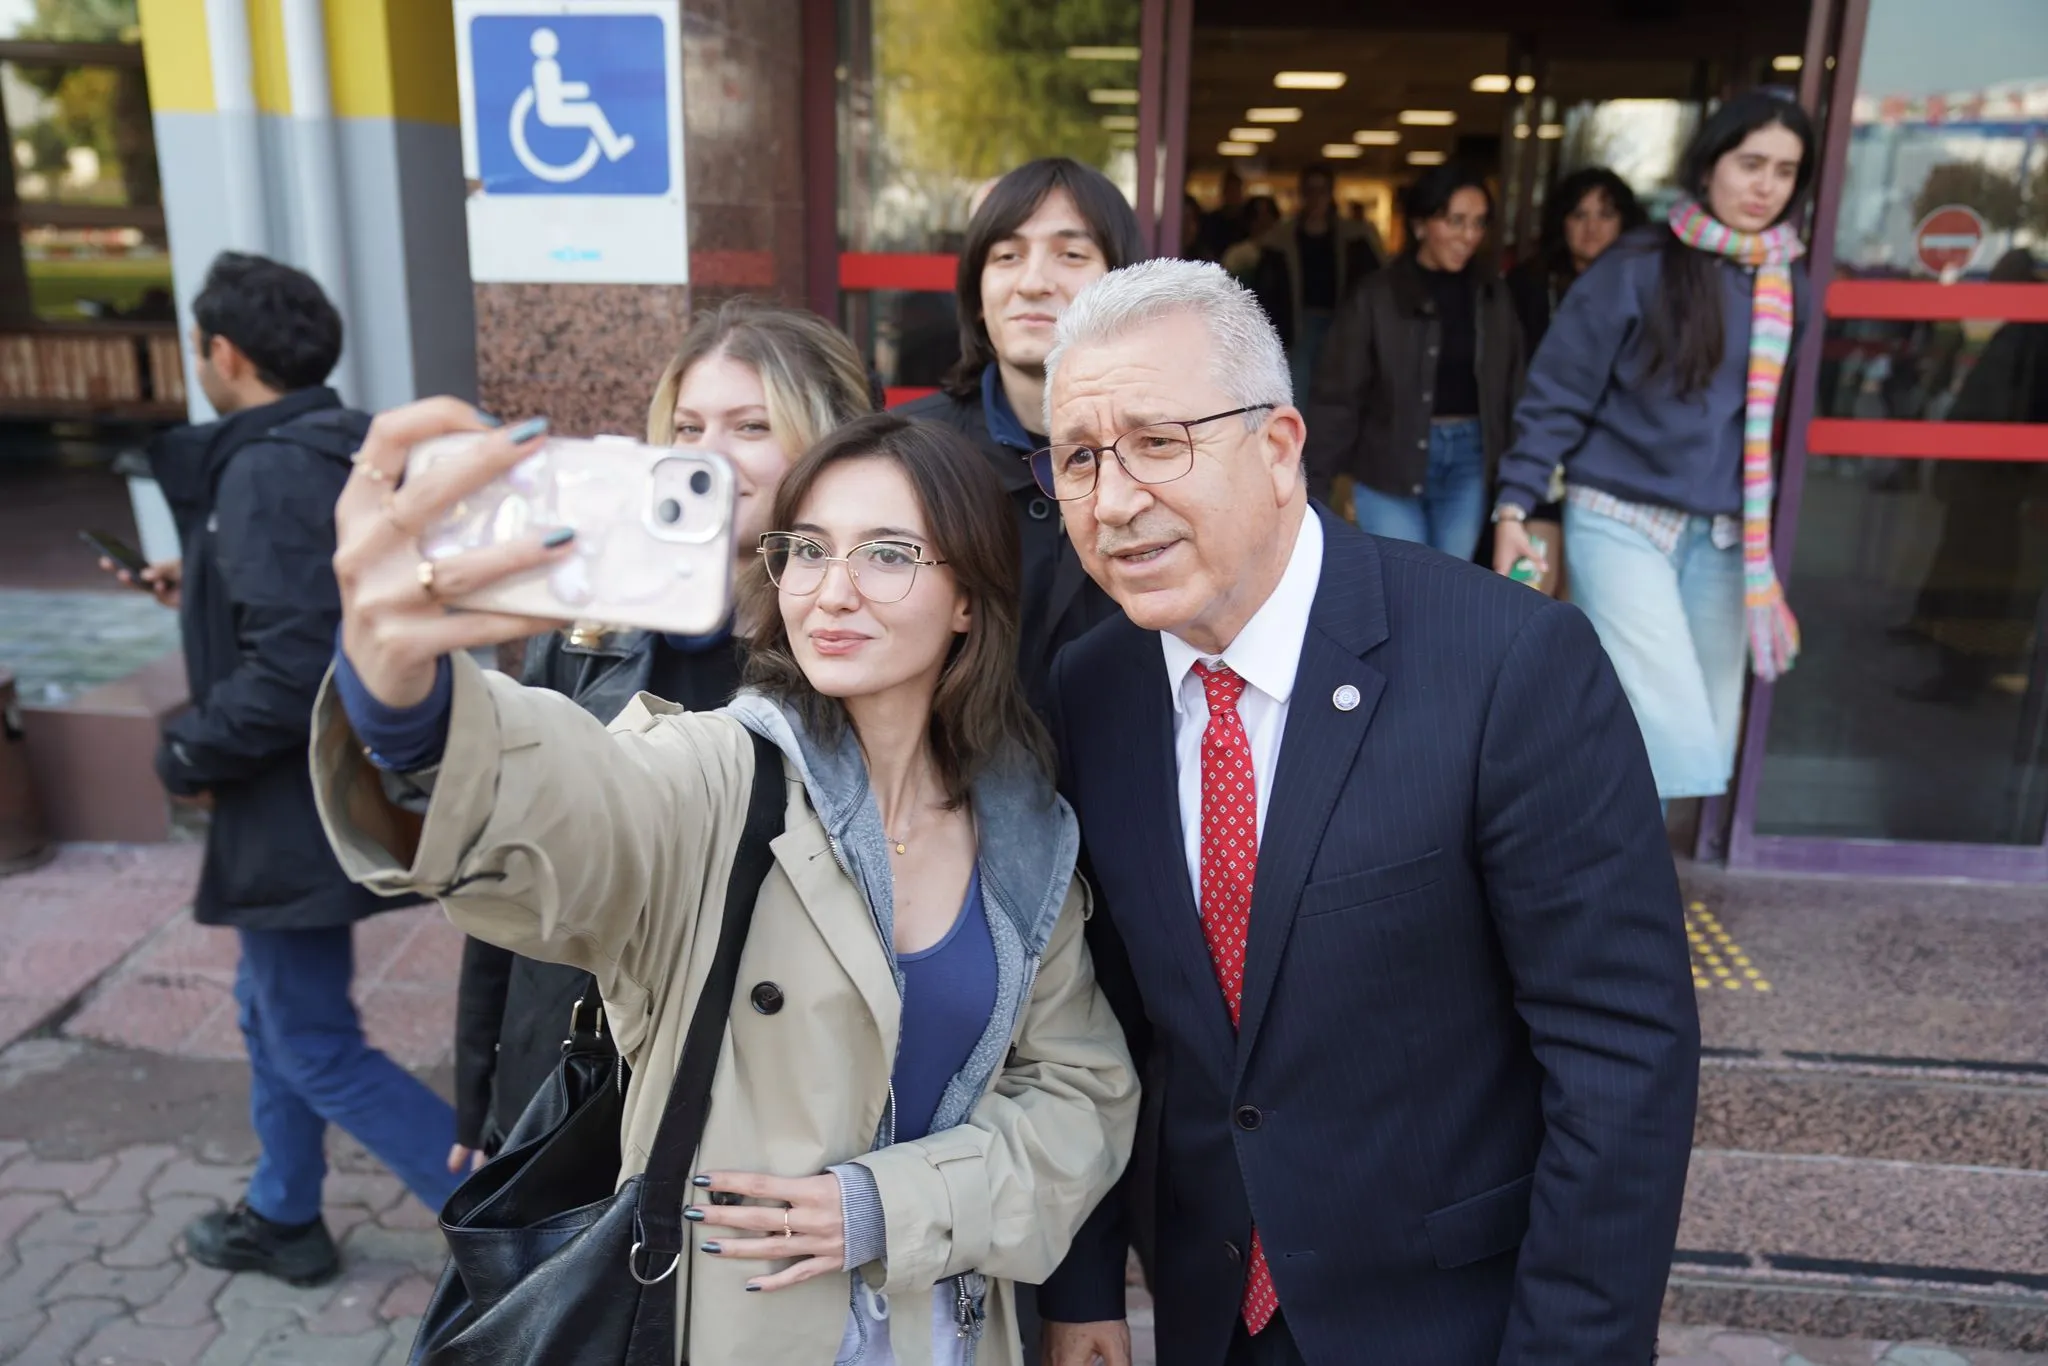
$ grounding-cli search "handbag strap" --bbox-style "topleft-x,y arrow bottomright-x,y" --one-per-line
632,728 -> 785,1265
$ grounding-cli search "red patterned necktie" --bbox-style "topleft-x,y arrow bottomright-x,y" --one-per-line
1192,662 -> 1279,1335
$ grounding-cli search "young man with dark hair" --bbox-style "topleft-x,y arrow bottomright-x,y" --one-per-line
1252,161 -> 1386,397
118,251 -> 460,1285
894,157 -> 1144,713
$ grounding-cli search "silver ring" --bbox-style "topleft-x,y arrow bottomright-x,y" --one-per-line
628,1241 -> 680,1285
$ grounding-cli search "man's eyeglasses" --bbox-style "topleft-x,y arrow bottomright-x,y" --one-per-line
1026,405 -> 1276,501
756,532 -> 945,605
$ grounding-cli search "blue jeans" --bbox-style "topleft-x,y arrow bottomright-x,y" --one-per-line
1352,418 -> 1488,560
1289,307 -> 1336,401
1562,502 -> 1747,799
236,926 -> 460,1225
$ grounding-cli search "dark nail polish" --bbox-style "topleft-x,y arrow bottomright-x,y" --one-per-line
683,1207 -> 705,1223
541,527 -> 576,549
506,416 -> 550,443
700,1241 -> 721,1254
691,1175 -> 712,1188
744,1284 -> 762,1292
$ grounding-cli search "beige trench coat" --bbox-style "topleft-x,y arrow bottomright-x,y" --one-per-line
310,656 -> 1137,1365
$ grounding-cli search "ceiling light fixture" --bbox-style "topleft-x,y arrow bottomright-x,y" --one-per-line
1066,45 -> 1141,61
1228,127 -> 1276,143
1470,74 -> 1512,93
1218,141 -> 1258,157
1514,123 -> 1531,139
1244,107 -> 1304,123
1088,88 -> 1140,105
1321,143 -> 1363,159
1397,109 -> 1457,126
1515,74 -> 1536,94
1407,150 -> 1447,166
1100,114 -> 1137,131
1772,54 -> 1803,71
1274,71 -> 1347,90
1352,129 -> 1401,146
1537,123 -> 1564,139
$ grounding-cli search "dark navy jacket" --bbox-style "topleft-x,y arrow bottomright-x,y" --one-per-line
150,387 -> 394,929
1496,228 -> 1811,518
1038,508 -> 1700,1364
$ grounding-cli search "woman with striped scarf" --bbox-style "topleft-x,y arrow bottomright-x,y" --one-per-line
1490,90 -> 1815,804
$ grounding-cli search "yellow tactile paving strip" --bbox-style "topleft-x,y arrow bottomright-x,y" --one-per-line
1686,901 -> 1772,993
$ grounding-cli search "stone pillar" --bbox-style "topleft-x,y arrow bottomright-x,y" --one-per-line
472,0 -> 809,437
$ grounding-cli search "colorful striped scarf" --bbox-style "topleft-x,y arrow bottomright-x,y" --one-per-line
1667,199 -> 1804,681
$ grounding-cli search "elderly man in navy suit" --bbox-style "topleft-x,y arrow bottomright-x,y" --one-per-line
1029,259 -> 1700,1366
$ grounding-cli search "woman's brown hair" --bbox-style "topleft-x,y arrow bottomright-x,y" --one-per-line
646,297 -> 874,449
742,412 -> 1053,804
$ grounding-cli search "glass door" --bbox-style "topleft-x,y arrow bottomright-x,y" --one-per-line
1731,0 -> 2048,878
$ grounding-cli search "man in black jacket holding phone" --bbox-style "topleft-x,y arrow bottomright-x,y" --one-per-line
131,252 -> 459,1285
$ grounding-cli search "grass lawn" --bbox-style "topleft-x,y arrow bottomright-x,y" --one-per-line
25,256 -> 174,321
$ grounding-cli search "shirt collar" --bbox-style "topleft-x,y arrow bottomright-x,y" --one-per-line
1160,508 -> 1324,716
980,363 -> 1038,452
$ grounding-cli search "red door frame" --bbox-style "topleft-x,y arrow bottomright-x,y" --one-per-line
1719,0 -> 2048,881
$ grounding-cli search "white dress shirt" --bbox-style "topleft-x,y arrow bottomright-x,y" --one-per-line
1160,510 -> 1325,899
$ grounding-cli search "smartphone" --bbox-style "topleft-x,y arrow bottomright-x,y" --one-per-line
405,433 -> 738,636
80,529 -> 152,581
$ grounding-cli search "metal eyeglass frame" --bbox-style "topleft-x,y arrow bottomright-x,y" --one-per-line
755,531 -> 947,604
1025,404 -> 1277,501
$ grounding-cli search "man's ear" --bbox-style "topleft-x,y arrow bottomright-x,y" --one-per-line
1265,405 -> 1308,503
208,333 -> 253,383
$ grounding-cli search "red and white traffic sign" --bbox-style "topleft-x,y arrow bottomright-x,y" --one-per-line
1914,204 -> 1986,276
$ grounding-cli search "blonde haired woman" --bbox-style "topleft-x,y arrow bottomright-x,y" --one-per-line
452,299 -> 876,1172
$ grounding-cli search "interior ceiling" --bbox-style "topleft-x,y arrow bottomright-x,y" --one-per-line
1185,0 -> 1812,180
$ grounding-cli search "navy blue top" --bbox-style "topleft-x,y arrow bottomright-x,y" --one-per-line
892,872 -> 998,1143
1494,230 -> 1809,519
980,362 -> 1040,451
334,627 -> 732,773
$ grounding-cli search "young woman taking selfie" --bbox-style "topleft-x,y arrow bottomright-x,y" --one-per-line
1493,89 -> 1816,805
448,300 -> 875,1176
314,405 -> 1136,1365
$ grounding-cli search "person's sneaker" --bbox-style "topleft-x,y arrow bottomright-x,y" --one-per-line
184,1201 -> 341,1286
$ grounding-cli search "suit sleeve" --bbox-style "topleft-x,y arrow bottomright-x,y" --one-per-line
1301,286 -> 1379,505
156,446 -> 345,794
1035,644 -> 1149,1324
1475,601 -> 1700,1363
1494,250 -> 1639,513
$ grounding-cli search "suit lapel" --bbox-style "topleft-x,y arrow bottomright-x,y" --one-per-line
1234,513 -> 1390,1077
1100,624 -> 1239,1062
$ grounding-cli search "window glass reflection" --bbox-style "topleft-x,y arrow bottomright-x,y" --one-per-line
839,0 -> 1141,254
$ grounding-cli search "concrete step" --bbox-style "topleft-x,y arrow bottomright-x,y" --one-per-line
1668,1147 -> 2048,1349
1697,1051 -> 2048,1169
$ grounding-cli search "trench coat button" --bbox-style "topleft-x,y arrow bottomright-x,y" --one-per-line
1416,439 -> 1428,451
749,982 -> 785,1015
1224,1240 -> 1243,1264
1411,483 -> 1424,494
1234,1104 -> 1262,1131
1027,498 -> 1053,521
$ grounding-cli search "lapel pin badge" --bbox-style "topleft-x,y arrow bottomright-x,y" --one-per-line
1332,684 -> 1361,712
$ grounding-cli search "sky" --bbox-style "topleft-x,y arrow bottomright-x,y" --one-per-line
1853,0 -> 2048,97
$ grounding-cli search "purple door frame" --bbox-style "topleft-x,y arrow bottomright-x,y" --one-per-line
1717,0 -> 2048,883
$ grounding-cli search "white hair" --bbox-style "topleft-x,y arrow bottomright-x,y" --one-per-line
1043,258 -> 1292,433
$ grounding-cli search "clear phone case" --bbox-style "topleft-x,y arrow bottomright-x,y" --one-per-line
406,433 -> 737,636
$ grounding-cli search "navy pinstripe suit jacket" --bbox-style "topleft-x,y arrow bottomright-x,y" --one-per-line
1038,506 -> 1700,1365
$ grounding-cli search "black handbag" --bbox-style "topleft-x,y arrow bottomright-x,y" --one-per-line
411,729 -> 783,1365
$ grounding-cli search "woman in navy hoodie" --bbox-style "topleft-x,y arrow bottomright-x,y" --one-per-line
1492,90 -> 1815,804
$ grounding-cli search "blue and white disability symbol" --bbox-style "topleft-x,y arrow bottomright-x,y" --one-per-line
470,12 -> 669,196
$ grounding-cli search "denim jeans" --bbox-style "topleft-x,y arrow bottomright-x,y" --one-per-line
1288,307 -> 1336,402
236,926 -> 461,1225
1352,417 -> 1488,561
1562,501 -> 1747,799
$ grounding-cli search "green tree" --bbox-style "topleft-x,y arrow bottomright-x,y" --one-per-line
1913,160 -> 2024,232
10,0 -> 154,204
18,0 -> 140,42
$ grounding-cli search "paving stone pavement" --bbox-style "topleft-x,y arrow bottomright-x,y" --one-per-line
0,1139 -> 440,1366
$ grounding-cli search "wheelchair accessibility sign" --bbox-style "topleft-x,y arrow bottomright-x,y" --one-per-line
455,1 -> 687,283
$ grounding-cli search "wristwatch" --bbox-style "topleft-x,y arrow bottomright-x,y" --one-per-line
1490,503 -> 1528,524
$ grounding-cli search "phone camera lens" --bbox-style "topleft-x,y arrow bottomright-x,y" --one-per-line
689,468 -> 713,496
657,497 -> 682,525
